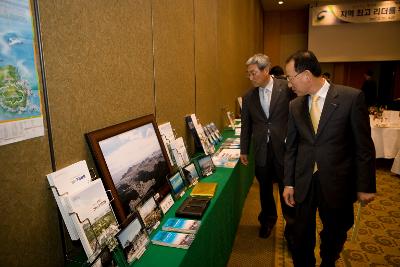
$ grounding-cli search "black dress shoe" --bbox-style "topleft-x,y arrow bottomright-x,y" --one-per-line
259,225 -> 272,238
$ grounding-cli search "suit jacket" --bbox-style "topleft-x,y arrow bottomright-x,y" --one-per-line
240,78 -> 293,167
284,84 -> 376,208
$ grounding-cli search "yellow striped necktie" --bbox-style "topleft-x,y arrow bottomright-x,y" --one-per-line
310,95 -> 320,173
310,95 -> 320,133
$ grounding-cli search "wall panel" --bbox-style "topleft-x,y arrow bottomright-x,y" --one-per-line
39,0 -> 155,168
194,0 -> 219,127
218,0 -> 264,126
153,0 -> 195,140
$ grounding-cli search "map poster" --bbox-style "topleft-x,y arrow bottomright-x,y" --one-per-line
0,0 -> 44,146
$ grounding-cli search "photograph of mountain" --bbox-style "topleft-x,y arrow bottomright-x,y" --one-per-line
99,122 -> 170,217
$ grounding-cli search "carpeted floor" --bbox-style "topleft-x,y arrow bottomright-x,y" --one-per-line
228,162 -> 400,267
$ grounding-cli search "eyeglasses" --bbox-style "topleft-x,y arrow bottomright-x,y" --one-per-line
246,70 -> 261,78
286,71 -> 304,82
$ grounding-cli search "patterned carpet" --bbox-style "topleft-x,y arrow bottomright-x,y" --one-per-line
229,163 -> 400,267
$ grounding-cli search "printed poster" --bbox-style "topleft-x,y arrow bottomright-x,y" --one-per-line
0,0 -> 44,146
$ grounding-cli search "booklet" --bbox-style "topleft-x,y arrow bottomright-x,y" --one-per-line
46,160 -> 92,240
151,230 -> 195,249
67,179 -> 119,264
162,217 -> 201,234
190,182 -> 217,198
212,148 -> 240,168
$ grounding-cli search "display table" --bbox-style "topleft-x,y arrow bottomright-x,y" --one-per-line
391,150 -> 400,175
371,126 -> 400,159
131,130 -> 254,267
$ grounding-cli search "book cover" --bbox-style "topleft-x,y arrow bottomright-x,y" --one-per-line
67,179 -> 119,263
190,182 -> 217,197
46,160 -> 92,240
162,217 -> 201,234
212,148 -> 240,168
151,230 -> 195,249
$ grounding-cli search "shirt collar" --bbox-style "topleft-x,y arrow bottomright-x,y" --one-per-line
312,79 -> 329,99
259,77 -> 274,92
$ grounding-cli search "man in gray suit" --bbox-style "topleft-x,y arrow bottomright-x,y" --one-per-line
283,50 -> 376,267
240,54 -> 295,241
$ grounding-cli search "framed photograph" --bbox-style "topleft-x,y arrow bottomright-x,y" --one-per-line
167,171 -> 186,200
137,194 -> 163,234
116,215 -> 149,264
197,155 -> 216,177
85,114 -> 171,225
182,163 -> 200,186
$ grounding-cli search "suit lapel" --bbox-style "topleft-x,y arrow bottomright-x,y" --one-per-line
316,85 -> 339,138
294,96 -> 315,139
269,79 -> 281,118
301,96 -> 315,136
252,87 -> 268,120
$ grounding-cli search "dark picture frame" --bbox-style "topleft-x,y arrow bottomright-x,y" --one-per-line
136,194 -> 163,235
85,114 -> 171,225
182,162 -> 200,186
197,155 -> 216,177
116,214 -> 149,264
167,171 -> 186,200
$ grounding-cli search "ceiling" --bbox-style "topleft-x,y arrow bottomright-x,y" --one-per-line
261,0 -> 360,11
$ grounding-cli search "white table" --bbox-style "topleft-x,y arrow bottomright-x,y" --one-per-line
371,126 -> 400,159
391,150 -> 400,175
370,125 -> 400,175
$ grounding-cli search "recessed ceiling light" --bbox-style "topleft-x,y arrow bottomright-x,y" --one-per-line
278,1 -> 284,4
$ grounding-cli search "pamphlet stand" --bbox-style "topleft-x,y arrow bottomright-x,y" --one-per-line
68,211 -> 104,266
160,133 -> 178,170
49,183 -> 120,267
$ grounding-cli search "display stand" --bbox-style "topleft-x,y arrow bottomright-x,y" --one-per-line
160,133 -> 178,169
50,182 -> 119,267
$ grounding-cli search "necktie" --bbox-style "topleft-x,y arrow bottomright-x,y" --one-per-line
310,95 -> 320,173
310,95 -> 321,173
263,89 -> 270,118
310,95 -> 320,133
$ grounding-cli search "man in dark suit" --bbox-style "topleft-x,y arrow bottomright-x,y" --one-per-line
283,50 -> 376,267
240,54 -> 295,241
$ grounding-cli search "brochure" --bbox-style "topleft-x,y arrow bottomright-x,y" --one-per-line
151,230 -> 195,249
162,217 -> 201,234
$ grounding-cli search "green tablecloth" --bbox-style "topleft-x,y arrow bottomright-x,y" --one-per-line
131,130 -> 254,267
67,130 -> 254,267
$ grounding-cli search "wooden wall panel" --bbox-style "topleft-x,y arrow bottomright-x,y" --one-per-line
0,137 -> 62,266
39,0 -> 154,168
194,0 -> 219,127
218,0 -> 264,126
153,0 -> 195,142
264,9 -> 308,68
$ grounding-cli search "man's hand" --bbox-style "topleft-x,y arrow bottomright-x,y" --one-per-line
240,154 -> 248,166
283,186 -> 295,207
357,192 -> 375,205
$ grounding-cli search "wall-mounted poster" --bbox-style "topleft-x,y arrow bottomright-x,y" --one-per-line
0,0 -> 44,146
85,114 -> 171,225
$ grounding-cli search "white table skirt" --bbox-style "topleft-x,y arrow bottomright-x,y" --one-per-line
391,150 -> 400,175
371,126 -> 400,159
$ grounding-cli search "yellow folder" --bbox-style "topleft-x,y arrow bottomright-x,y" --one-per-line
190,182 -> 217,197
